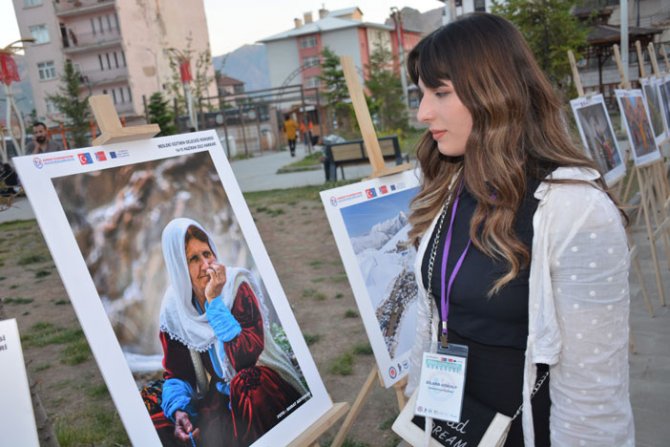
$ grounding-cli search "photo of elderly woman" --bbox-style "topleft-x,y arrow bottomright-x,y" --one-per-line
151,218 -> 308,446
51,150 -> 312,446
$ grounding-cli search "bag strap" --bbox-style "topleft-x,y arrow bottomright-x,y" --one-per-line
511,370 -> 550,421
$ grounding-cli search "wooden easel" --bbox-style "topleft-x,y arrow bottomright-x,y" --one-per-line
612,43 -> 669,307
329,56 -> 413,447
567,50 -> 654,317
87,94 -> 349,447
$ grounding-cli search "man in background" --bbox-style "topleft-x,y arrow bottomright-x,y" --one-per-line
26,122 -> 62,154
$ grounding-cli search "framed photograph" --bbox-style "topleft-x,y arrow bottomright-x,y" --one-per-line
657,76 -> 670,144
320,170 -> 420,387
641,77 -> 668,144
570,94 -> 626,185
14,130 -> 331,446
615,89 -> 662,167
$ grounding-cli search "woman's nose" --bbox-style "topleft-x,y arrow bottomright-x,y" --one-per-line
416,96 -> 432,123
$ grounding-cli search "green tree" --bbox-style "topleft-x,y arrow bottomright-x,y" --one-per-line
366,41 -> 408,133
319,46 -> 354,137
147,92 -> 177,136
492,0 -> 587,94
46,60 -> 90,148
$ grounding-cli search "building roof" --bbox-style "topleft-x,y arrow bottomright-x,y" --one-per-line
258,15 -> 393,43
587,24 -> 662,45
218,75 -> 244,86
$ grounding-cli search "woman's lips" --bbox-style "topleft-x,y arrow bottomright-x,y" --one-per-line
431,130 -> 446,140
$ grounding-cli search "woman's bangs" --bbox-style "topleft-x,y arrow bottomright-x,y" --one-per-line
418,33 -> 452,88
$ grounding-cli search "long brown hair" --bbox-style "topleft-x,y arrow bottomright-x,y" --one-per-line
407,13 -> 603,294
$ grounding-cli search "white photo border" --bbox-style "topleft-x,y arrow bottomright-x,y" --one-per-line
320,169 -> 420,388
14,130 -> 332,446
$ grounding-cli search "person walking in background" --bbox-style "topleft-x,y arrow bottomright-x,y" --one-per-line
283,115 -> 298,157
405,13 -> 633,446
25,122 -> 62,154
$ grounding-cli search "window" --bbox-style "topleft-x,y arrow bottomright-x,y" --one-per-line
303,56 -> 319,68
113,52 -> 119,68
23,0 -> 43,7
121,50 -> 126,66
111,89 -> 117,104
301,36 -> 317,48
474,0 -> 486,12
98,54 -> 104,70
45,99 -> 58,114
91,18 -> 96,35
98,17 -> 104,34
106,15 -> 112,32
119,87 -> 125,102
127,86 -> 132,102
29,24 -> 50,44
105,53 -> 111,69
37,61 -> 56,81
305,76 -> 320,89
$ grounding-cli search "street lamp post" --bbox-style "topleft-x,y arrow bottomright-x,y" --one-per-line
1,38 -> 35,162
391,7 -> 409,111
166,47 -> 197,131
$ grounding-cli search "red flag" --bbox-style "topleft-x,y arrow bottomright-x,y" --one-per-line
179,59 -> 192,83
0,53 -> 20,86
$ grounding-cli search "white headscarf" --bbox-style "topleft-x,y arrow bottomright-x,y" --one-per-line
158,218 -> 307,393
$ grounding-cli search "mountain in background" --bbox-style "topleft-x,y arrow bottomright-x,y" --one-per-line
351,211 -> 409,255
213,44 -> 270,92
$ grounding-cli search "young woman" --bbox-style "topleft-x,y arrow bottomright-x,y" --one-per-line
405,13 -> 634,446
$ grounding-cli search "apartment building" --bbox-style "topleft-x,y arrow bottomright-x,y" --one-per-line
259,7 -> 422,95
13,0 -> 217,125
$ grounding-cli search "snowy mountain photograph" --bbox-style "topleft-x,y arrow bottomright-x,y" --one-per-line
340,187 -> 420,359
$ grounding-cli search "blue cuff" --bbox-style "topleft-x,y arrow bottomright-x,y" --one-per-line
206,296 -> 242,342
161,378 -> 197,422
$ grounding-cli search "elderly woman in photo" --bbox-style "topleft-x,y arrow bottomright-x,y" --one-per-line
152,217 -> 307,446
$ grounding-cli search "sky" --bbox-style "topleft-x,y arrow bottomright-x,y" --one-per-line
1,0 -> 444,56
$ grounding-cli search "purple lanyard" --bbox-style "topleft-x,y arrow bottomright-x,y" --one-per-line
439,181 -> 472,342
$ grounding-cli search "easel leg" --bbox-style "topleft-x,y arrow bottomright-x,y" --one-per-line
331,367 -> 378,447
629,243 -> 654,317
639,168 -> 667,306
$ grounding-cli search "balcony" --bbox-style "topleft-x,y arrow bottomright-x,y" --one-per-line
54,0 -> 116,18
62,29 -> 122,54
78,66 -> 128,88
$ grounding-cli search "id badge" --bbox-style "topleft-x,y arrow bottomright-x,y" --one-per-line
414,343 -> 468,423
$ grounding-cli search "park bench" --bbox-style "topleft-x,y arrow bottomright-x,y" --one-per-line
323,135 -> 405,181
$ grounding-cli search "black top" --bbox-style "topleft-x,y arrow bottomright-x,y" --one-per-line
421,177 -> 542,350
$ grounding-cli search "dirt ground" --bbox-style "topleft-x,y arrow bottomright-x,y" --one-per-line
0,188 -> 401,447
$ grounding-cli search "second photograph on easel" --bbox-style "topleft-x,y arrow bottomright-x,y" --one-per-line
321,169 -> 420,387
570,94 -> 625,185
615,89 -> 662,167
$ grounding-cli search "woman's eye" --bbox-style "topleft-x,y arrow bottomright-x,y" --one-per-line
436,91 -> 449,98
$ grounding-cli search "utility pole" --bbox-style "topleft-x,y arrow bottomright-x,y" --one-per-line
443,0 -> 458,25
391,7 -> 409,111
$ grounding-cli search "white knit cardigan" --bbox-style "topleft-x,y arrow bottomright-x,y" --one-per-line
406,167 -> 635,446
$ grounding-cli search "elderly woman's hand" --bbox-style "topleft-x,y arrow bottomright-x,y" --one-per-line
173,410 -> 200,442
205,263 -> 227,302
